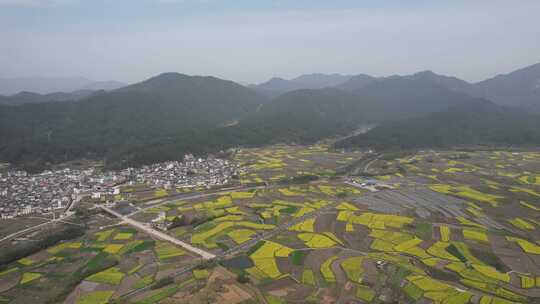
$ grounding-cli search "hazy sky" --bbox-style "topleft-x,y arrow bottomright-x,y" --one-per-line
1,0 -> 539,84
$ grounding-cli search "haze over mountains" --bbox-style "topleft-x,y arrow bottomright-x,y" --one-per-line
249,74 -> 353,98
0,76 -> 126,101
252,62 -> 540,112
1,63 -> 539,171
0,90 -> 102,106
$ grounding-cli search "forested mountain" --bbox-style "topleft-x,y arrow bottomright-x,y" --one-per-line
84,80 -> 484,167
2,64 -> 540,171
0,73 -> 268,170
232,88 -> 370,142
335,100 -> 540,150
409,65 -> 540,112
0,90 -> 100,105
472,63 -> 540,110
250,73 -> 352,97
348,76 -> 478,122
335,63 -> 540,113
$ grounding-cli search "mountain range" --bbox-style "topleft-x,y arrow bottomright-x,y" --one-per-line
0,76 -> 126,96
249,73 -> 353,98
253,63 -> 540,113
0,90 -> 102,106
1,63 -> 539,171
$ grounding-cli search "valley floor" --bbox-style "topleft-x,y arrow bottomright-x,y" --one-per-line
1,146 -> 540,304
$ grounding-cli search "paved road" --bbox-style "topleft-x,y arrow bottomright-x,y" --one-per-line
100,205 -> 217,260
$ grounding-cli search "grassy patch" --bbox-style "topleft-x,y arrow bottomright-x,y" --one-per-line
134,275 -> 155,289
290,250 -> 308,266
298,233 -> 338,248
113,232 -> 133,240
247,241 -> 293,279
341,256 -> 364,283
103,244 -> 124,254
86,267 -> 125,285
415,222 -> 432,241
302,269 -> 316,286
471,264 -> 510,283
94,230 -> 114,242
508,218 -> 535,230
155,242 -> 185,260
507,236 -> 540,254
193,269 -> 210,280
356,285 -> 375,302
440,225 -> 451,242
76,291 -> 114,304
403,282 -> 423,301
20,272 -> 42,284
227,229 -> 256,244
463,229 -> 489,243
135,285 -> 179,304
320,256 -> 338,283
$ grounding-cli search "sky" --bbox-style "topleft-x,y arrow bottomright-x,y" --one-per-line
1,0 -> 540,84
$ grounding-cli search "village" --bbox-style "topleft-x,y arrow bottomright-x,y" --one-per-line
0,154 -> 241,219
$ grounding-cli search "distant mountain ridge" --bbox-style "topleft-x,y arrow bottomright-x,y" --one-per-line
0,90 -> 102,105
250,73 -> 353,97
254,63 -> 540,112
472,63 -> 540,110
0,76 -> 126,95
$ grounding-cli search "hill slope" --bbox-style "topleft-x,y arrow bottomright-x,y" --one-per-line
335,100 -> 540,150
0,90 -> 100,105
473,63 -> 540,109
349,76 -> 478,121
236,88 -> 369,142
336,63 -> 540,113
0,73 -> 267,170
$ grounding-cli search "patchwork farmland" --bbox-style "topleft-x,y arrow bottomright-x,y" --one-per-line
2,146 -> 540,303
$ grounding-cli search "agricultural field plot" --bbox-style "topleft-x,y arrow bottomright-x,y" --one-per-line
379,151 -> 540,235
234,144 -> 364,184
132,182 -> 362,254
206,150 -> 540,303
0,218 -> 198,304
5,148 -> 540,304
218,198 -> 540,303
